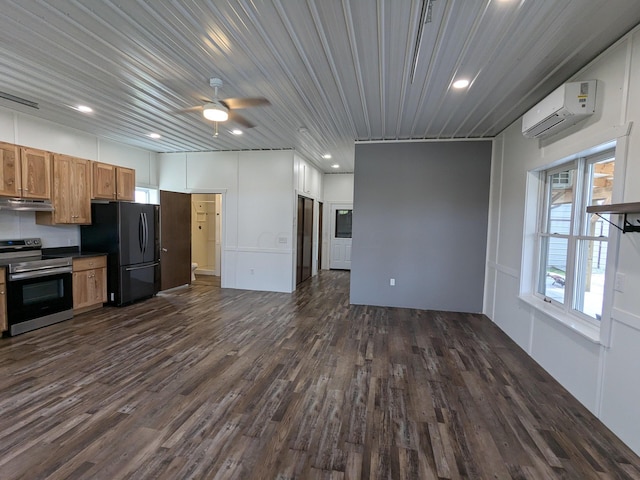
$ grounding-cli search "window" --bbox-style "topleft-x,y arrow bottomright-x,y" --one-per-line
135,187 -> 159,204
537,149 -> 615,322
335,209 -> 352,238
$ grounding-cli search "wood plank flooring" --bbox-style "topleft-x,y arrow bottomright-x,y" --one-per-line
0,271 -> 638,479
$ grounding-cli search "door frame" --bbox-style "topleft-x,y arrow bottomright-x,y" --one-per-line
189,189 -> 226,285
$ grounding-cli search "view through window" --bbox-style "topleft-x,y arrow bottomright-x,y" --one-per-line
537,149 -> 615,321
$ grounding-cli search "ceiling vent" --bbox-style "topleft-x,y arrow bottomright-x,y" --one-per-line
522,80 -> 597,139
0,91 -> 39,109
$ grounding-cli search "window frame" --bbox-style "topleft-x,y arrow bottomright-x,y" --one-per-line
534,148 -> 616,329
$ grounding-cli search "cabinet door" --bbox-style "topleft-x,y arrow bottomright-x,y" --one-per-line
52,154 -> 73,223
95,267 -> 107,303
73,270 -> 92,311
20,148 -> 51,199
93,161 -> 116,200
73,158 -> 91,224
0,142 -> 20,197
116,167 -> 135,201
0,268 -> 6,333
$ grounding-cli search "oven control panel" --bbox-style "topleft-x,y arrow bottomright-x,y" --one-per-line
0,238 -> 41,252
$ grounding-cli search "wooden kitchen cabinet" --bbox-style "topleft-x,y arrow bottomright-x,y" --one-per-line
72,255 -> 107,314
36,154 -> 91,225
116,166 -> 135,201
20,147 -> 51,199
0,267 -> 6,333
0,142 -> 51,200
0,142 -> 20,197
92,161 -> 135,201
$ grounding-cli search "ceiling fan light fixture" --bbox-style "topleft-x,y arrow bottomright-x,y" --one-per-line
452,79 -> 470,89
202,102 -> 229,122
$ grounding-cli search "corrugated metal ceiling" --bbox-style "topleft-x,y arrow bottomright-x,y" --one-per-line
0,0 -> 639,172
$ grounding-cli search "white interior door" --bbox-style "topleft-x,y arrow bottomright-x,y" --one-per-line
329,203 -> 352,270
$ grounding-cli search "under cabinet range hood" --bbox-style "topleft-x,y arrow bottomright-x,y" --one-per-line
0,198 -> 54,212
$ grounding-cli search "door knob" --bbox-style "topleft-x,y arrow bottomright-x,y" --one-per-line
162,248 -> 168,252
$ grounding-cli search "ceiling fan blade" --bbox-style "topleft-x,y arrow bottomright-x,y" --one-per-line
228,111 -> 256,128
175,105 -> 203,113
222,97 -> 270,109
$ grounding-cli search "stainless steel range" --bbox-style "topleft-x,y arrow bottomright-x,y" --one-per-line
0,238 -> 73,336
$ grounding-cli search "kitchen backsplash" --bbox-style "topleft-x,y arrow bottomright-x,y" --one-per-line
0,210 -> 80,247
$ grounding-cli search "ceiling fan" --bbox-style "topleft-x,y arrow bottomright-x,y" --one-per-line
181,78 -> 270,132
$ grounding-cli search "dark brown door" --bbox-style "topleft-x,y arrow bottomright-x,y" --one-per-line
160,190 -> 192,290
318,202 -> 323,270
296,196 -> 313,285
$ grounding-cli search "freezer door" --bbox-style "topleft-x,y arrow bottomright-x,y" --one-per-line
117,262 -> 158,306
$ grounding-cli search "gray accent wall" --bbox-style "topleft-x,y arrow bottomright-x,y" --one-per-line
350,141 -> 492,313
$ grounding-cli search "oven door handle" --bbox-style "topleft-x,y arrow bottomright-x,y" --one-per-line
9,266 -> 72,281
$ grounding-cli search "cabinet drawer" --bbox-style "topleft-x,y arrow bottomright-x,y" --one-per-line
73,255 -> 107,272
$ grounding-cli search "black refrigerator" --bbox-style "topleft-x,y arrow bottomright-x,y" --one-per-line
81,202 -> 160,306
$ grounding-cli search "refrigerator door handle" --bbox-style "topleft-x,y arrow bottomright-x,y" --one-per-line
138,212 -> 144,254
144,212 -> 149,255
125,262 -> 160,272
142,212 -> 147,255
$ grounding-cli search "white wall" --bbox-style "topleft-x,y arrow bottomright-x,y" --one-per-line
321,173 -> 354,269
0,107 -> 157,248
485,27 -> 640,454
159,150 -> 323,293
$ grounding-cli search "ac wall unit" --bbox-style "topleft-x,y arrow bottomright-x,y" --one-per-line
522,80 -> 597,139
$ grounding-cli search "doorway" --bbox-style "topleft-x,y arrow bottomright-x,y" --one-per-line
329,203 -> 352,270
191,193 -> 222,277
296,195 -> 313,284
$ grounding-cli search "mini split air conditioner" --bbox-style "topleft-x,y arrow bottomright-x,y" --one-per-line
522,80 -> 597,139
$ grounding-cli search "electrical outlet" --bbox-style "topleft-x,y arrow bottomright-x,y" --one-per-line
390,278 -> 395,286
250,268 -> 255,275
615,272 -> 625,292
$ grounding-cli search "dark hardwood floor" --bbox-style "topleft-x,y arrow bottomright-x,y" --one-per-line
0,271 -> 638,479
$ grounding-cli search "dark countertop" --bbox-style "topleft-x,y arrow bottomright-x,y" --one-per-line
42,246 -> 107,258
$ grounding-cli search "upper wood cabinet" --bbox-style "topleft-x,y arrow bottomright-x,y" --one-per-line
0,142 -> 51,200
20,147 -> 51,200
0,142 -> 20,197
92,161 -> 116,200
92,162 -> 135,201
36,154 -> 91,225
116,166 -> 135,201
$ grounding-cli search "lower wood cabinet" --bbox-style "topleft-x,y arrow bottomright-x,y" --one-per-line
72,256 -> 107,314
0,267 -> 6,333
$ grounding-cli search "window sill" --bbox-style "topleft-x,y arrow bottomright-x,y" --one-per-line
518,294 -> 602,344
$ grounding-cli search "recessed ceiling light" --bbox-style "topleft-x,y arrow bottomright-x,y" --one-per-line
331,164 -> 340,169
75,105 -> 93,113
452,79 -> 470,89
149,133 -> 161,139
323,154 -> 332,159
231,129 -> 243,135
